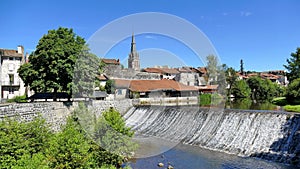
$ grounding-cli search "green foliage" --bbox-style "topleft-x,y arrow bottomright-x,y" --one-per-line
225,67 -> 238,97
0,116 -> 52,168
284,47 -> 300,82
72,45 -> 100,97
232,80 -> 251,98
247,76 -> 280,100
271,97 -> 288,106
199,93 -> 223,106
105,79 -> 116,94
284,105 -> 300,112
286,78 -> 300,103
18,27 -> 85,95
0,107 -> 137,168
6,95 -> 27,103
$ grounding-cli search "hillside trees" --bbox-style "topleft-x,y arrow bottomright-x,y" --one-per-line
18,27 -> 86,100
284,47 -> 300,82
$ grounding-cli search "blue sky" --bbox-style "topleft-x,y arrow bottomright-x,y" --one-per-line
1,0 -> 299,71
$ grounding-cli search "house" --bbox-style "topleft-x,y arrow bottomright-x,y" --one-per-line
113,79 -> 199,99
198,85 -> 219,94
0,46 -> 26,101
143,67 -> 179,80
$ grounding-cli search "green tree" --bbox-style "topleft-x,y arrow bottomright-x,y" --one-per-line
232,80 -> 251,98
206,55 -> 219,85
18,27 -> 85,100
284,47 -> 300,82
72,45 -> 100,98
240,59 -> 244,75
225,67 -> 238,97
247,76 -> 279,100
285,78 -> 300,103
105,79 -> 116,94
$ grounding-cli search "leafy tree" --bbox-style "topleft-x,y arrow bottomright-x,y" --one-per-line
286,78 -> 300,103
247,76 -> 279,100
225,67 -> 238,97
72,45 -> 100,98
206,55 -> 219,85
240,59 -> 244,75
231,80 -> 251,98
284,47 -> 300,82
105,79 -> 116,94
18,27 -> 85,100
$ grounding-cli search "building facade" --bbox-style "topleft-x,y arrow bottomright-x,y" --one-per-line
0,46 -> 26,101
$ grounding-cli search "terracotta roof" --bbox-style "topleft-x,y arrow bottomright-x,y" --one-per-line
143,67 -> 179,74
129,79 -> 198,92
97,74 -> 108,81
198,67 -> 207,74
114,79 -> 131,88
101,58 -> 120,65
0,49 -> 23,57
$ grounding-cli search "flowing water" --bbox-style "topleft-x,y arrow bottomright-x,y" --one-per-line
123,106 -> 300,168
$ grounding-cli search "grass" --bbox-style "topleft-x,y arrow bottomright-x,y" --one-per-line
283,105 -> 300,113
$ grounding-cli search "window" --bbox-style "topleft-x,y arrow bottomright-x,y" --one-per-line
9,74 -> 14,84
9,87 -> 14,94
117,89 -> 122,95
9,57 -> 13,60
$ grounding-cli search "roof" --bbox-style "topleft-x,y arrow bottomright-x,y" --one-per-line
143,67 -> 179,74
0,49 -> 23,58
93,91 -> 107,98
129,79 -> 198,92
97,74 -> 109,81
114,79 -> 131,88
198,85 -> 219,90
198,67 -> 207,74
101,58 -> 120,65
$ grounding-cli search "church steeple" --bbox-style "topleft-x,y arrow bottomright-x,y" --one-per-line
131,32 -> 136,52
128,33 -> 140,71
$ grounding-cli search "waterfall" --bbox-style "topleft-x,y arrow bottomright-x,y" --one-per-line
124,106 -> 300,166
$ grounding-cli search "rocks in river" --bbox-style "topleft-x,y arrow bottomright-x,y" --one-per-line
157,162 -> 164,167
167,164 -> 174,169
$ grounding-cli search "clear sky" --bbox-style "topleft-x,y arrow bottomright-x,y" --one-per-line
1,0 -> 299,71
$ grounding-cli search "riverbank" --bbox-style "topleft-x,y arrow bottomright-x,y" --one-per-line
272,97 -> 300,113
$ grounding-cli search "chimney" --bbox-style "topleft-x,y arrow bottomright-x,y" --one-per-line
17,45 -> 24,54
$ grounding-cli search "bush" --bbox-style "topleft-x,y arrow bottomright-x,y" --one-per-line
286,78 -> 300,103
271,97 -> 288,106
199,93 -> 223,106
284,105 -> 300,112
7,95 -> 28,103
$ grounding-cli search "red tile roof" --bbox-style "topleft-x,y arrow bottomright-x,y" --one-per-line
101,58 -> 120,65
97,74 -> 108,81
0,49 -> 23,57
129,79 -> 198,92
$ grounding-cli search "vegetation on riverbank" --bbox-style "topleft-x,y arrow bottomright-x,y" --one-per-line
0,105 -> 136,169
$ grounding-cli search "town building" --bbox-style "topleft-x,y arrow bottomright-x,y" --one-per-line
0,46 -> 26,101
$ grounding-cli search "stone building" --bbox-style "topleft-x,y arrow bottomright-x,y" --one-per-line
0,46 -> 26,101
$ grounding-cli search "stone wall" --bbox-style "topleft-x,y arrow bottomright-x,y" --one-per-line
0,99 -> 134,131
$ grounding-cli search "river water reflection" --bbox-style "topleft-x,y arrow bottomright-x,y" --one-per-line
129,141 -> 297,169
225,98 -> 282,111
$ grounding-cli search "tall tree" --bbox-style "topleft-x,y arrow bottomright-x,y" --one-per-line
226,67 -> 238,97
240,59 -> 244,75
284,47 -> 300,82
18,27 -> 85,99
206,55 -> 219,85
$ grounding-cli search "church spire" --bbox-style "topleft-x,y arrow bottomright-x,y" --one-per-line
128,32 -> 140,71
131,32 -> 136,52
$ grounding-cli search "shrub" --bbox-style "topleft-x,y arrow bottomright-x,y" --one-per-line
7,95 -> 27,103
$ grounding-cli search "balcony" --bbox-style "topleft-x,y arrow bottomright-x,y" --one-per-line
1,80 -> 20,86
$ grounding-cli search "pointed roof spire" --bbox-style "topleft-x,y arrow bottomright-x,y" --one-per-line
131,32 -> 136,52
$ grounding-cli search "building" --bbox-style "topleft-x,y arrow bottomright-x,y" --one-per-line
128,33 -> 140,71
0,46 -> 26,101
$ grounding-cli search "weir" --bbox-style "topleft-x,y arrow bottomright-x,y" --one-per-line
123,106 -> 300,166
